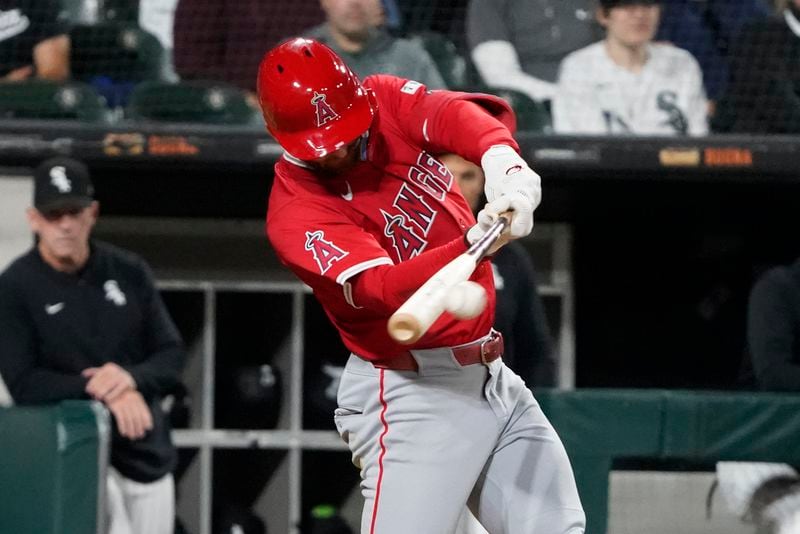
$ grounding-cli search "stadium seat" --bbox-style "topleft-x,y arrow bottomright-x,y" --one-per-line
59,0 -> 137,24
101,0 -> 139,23
0,80 -> 112,122
70,23 -> 168,107
126,81 -> 264,126
408,31 -> 469,90
488,88 -> 553,134
59,0 -> 96,24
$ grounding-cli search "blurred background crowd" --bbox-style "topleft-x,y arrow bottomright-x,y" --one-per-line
2,0 -> 800,135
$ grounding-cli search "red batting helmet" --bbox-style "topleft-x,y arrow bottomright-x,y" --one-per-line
257,38 -> 376,161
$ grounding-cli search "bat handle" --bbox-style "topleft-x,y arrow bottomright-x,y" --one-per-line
467,213 -> 510,260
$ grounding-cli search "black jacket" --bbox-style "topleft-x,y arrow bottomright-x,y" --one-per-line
492,241 -> 555,387
0,0 -> 69,77
0,241 -> 186,482
715,13 -> 800,133
746,259 -> 800,392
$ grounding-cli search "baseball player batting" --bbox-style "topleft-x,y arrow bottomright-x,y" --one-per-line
258,38 -> 585,534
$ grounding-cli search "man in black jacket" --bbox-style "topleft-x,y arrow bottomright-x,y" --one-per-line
747,257 -> 800,391
0,157 -> 186,534
440,152 -> 556,388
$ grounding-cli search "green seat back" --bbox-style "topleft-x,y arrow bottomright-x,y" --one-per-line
101,0 -> 139,23
70,23 -> 166,82
409,31 -> 469,90
127,81 -> 263,126
59,0 -> 95,24
0,80 -> 111,122
489,88 -> 552,134
59,0 -> 137,24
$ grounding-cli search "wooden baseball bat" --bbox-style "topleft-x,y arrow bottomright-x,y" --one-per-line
387,214 -> 510,344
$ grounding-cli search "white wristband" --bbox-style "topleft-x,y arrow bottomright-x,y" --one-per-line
480,145 -> 541,208
480,144 -> 523,170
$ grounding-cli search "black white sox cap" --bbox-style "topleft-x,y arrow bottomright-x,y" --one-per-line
33,157 -> 95,213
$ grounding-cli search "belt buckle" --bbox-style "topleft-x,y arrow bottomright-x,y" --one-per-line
480,336 -> 492,365
480,330 -> 501,365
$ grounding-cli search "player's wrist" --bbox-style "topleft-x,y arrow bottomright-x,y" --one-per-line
480,144 -> 519,163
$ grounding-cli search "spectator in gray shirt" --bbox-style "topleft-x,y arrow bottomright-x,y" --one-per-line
306,0 -> 447,88
467,0 -> 601,101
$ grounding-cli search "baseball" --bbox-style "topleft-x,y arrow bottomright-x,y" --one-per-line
445,281 -> 487,319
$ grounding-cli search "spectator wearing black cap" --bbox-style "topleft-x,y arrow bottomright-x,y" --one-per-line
0,0 -> 70,81
0,158 -> 186,534
552,0 -> 709,136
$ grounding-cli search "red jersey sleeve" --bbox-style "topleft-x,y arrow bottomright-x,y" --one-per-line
267,196 -> 393,288
364,74 -> 521,164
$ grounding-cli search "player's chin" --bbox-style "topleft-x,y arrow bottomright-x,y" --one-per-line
314,157 -> 359,176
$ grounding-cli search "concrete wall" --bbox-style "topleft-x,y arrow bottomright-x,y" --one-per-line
0,172 -> 33,271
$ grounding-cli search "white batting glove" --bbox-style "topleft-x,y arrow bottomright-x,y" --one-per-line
481,144 -> 541,209
481,193 -> 534,238
465,192 -> 533,253
465,213 -> 493,247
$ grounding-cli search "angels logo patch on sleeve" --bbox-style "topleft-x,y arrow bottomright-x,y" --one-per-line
305,230 -> 349,274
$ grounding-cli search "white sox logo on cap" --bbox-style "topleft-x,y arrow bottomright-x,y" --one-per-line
311,91 -> 339,127
49,166 -> 72,193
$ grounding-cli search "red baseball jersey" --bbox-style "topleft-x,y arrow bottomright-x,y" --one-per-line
266,75 -> 518,360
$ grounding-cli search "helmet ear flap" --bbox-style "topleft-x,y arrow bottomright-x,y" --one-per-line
256,38 -> 376,161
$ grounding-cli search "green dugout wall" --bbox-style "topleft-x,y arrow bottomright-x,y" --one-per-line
0,401 -> 109,534
1,393 -> 798,534
536,389 -> 800,534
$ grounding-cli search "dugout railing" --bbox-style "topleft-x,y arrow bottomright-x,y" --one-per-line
2,391 -> 799,533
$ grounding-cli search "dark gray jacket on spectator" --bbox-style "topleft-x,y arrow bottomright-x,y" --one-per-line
715,11 -> 800,134
304,24 -> 447,89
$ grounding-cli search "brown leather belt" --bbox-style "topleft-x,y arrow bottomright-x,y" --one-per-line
373,330 -> 504,371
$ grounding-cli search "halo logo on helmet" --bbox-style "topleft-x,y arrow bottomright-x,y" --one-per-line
256,38 -> 377,161
312,91 -> 340,128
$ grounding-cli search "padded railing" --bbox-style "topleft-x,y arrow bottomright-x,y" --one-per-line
0,401 -> 110,534
535,389 -> 800,534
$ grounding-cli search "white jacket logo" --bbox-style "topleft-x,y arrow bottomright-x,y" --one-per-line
49,166 -> 72,193
104,280 -> 127,306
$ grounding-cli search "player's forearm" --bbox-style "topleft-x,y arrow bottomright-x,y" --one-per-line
430,99 -> 519,165
351,236 -> 469,313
